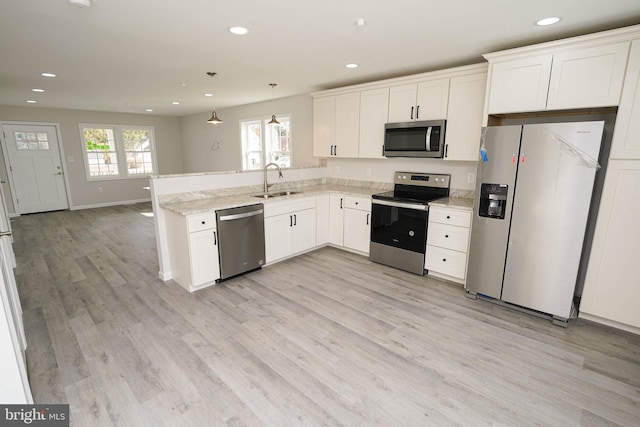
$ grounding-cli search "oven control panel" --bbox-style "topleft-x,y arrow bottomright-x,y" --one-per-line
394,172 -> 450,188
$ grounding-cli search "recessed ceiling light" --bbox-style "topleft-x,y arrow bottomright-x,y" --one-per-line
32,88 -> 45,93
68,0 -> 91,7
536,17 -> 561,26
345,63 -> 359,69
229,26 -> 249,35
41,72 -> 56,78
204,93 -> 213,97
145,109 -> 153,112
172,101 -> 180,105
26,100 -> 37,104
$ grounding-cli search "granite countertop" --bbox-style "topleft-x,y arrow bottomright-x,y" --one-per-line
161,184 -> 384,216
429,197 -> 475,211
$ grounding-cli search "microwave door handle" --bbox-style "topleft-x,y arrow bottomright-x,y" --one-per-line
425,126 -> 432,151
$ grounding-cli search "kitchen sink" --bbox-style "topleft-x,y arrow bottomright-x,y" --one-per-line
252,191 -> 300,199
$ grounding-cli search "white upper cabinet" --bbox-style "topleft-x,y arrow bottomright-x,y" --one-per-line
334,93 -> 360,158
312,96 -> 335,157
547,42 -> 630,110
611,39 -> 640,159
486,41 -> 631,115
388,78 -> 449,122
358,88 -> 389,159
313,93 -> 359,158
487,54 -> 553,114
444,72 -> 488,161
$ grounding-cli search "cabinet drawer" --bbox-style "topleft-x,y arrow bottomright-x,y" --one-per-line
427,223 -> 470,252
187,213 -> 217,232
264,197 -> 316,218
425,245 -> 467,280
344,196 -> 371,211
429,207 -> 471,228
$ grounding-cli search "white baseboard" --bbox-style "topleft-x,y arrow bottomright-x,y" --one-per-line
579,312 -> 640,335
70,198 -> 151,210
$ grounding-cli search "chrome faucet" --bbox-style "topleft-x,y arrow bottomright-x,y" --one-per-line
263,162 -> 283,193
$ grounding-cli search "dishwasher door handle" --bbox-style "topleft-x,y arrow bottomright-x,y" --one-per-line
218,209 -> 264,221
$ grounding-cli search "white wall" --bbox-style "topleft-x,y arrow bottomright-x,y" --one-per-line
179,94 -> 320,173
0,106 -> 183,210
326,157 -> 478,190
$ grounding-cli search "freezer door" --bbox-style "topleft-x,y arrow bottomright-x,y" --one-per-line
501,121 -> 604,318
467,125 -> 521,298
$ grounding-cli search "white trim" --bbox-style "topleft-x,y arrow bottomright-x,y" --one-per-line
78,123 -> 159,181
579,312 -> 640,336
70,198 -> 151,211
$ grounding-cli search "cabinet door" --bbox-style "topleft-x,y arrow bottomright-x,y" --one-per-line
415,78 -> 450,120
425,245 -> 467,280
343,209 -> 371,254
328,194 -> 344,246
358,88 -> 389,159
487,54 -> 553,114
580,160 -> 640,329
265,214 -> 293,263
388,83 -> 417,122
611,40 -> 640,160
313,96 -> 335,157
189,229 -> 220,286
291,209 -> 317,254
334,93 -> 360,158
547,42 -> 630,110
444,72 -> 487,161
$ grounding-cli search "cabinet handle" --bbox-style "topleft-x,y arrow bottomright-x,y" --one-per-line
334,145 -> 337,156
201,220 -> 206,225
366,213 -> 370,225
213,231 -> 217,245
416,105 -> 420,119
444,144 -> 448,158
410,106 -> 414,120
294,214 -> 297,226
340,198 -> 343,209
290,215 -> 293,227
445,234 -> 449,238
446,215 -> 451,219
442,258 -> 447,262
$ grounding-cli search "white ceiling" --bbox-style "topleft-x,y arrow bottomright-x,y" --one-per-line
1,0 -> 640,117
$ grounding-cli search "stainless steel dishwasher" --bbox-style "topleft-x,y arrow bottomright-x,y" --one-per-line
215,204 -> 265,280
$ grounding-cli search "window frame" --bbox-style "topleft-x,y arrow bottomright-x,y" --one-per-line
79,123 -> 158,181
240,114 -> 292,171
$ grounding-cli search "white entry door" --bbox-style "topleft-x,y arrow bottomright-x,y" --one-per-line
2,124 -> 69,214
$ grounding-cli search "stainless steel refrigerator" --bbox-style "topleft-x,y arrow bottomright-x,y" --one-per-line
466,121 -> 604,324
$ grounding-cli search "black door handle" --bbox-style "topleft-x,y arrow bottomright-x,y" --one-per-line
410,106 -> 414,120
213,231 -> 217,245
416,105 -> 420,119
366,213 -> 370,225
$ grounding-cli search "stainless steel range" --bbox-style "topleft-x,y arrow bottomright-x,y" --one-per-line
370,172 -> 450,275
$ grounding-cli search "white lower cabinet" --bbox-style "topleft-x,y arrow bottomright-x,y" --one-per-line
342,196 -> 371,254
264,198 -> 317,264
328,194 -> 344,246
579,160 -> 640,331
425,206 -> 472,284
165,211 -> 220,292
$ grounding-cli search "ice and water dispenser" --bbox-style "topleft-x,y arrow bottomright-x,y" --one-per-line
478,184 -> 508,220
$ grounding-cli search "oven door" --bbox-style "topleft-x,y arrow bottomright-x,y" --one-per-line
370,199 -> 428,253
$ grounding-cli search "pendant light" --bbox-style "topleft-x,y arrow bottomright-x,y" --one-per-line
206,72 -> 223,124
267,83 -> 280,126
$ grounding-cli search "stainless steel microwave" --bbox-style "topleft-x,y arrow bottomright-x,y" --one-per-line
384,120 -> 446,158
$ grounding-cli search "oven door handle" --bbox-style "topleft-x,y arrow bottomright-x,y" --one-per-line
372,199 -> 428,211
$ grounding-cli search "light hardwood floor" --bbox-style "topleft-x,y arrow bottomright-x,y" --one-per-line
12,203 -> 640,426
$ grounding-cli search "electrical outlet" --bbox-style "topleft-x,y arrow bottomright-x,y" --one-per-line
467,173 -> 476,184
